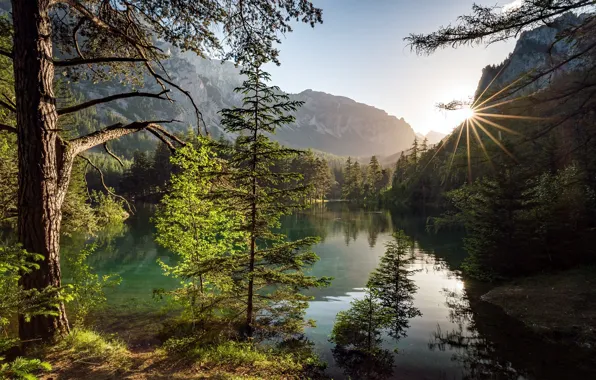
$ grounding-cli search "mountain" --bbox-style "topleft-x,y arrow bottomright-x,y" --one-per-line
415,130 -> 446,145
75,51 -> 416,157
277,89 -> 415,156
475,12 -> 590,99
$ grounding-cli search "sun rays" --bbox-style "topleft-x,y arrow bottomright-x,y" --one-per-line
434,69 -> 550,184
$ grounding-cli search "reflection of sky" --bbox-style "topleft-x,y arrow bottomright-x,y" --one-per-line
303,207 -> 476,379
306,247 -> 471,378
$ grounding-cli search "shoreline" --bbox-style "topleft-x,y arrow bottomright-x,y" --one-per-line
480,267 -> 596,349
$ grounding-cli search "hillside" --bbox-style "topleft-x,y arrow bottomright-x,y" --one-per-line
475,12 -> 590,98
72,51 -> 416,157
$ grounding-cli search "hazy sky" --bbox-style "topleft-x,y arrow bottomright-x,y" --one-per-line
264,0 -> 518,135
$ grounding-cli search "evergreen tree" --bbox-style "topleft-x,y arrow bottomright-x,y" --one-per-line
219,61 -> 330,337
151,142 -> 173,194
154,140 -> 246,325
421,137 -> 429,153
313,158 -> 333,202
409,138 -> 419,167
342,157 -> 354,200
367,156 -> 384,201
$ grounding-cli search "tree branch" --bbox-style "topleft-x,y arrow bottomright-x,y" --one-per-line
0,98 -> 16,113
146,127 -> 176,152
103,142 -> 125,167
0,123 -> 16,133
79,155 -> 135,214
0,48 -> 12,59
54,56 -> 148,67
69,119 -> 177,156
57,90 -> 169,116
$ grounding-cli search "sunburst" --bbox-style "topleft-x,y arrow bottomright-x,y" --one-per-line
435,69 -> 550,184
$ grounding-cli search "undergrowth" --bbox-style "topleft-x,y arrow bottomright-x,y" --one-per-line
53,328 -> 130,369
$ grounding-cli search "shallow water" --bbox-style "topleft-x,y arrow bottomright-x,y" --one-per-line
63,203 -> 596,379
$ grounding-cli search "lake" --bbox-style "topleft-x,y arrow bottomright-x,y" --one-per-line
63,202 -> 595,379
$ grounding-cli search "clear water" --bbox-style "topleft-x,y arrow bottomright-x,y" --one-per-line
63,203 -> 596,379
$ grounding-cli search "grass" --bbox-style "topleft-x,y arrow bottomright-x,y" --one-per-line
53,328 -> 131,369
159,338 -> 325,379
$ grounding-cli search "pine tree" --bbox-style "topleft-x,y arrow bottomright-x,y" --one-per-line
342,157 -> 354,200
409,138 -> 419,166
219,60 -> 330,338
313,158 -> 332,202
154,140 -> 246,325
351,161 -> 364,201
421,137 -> 429,153
367,156 -> 384,200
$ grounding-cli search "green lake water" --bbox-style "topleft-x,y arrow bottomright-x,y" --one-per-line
62,203 -> 596,379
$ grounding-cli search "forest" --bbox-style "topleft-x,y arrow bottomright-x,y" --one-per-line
1,1 -> 596,379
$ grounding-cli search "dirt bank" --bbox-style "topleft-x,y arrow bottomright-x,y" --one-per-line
481,267 -> 596,349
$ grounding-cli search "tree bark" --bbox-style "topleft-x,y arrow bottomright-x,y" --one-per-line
13,0 -> 71,342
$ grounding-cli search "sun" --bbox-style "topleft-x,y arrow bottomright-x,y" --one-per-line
461,105 -> 474,120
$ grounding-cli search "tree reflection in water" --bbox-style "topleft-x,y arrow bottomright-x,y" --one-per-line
330,230 -> 422,379
428,288 -> 525,380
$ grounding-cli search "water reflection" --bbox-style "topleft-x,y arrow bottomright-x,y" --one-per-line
332,345 -> 395,380
59,202 -> 596,379
329,231 -> 423,379
428,288 -> 526,380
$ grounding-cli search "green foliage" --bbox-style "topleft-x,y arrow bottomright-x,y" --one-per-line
62,244 -> 122,326
340,156 -> 390,204
91,190 -> 128,227
434,165 -> 596,280
0,245 -> 63,326
0,357 -> 51,380
154,140 -> 246,324
161,339 -> 324,378
0,245 -> 56,379
218,62 -> 331,338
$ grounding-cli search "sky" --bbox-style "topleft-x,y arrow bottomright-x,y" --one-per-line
264,0 -> 518,135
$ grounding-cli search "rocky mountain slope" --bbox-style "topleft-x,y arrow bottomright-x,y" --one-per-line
475,12 -> 591,99
76,50 -> 416,157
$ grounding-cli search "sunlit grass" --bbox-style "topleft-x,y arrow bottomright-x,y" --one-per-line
55,328 -> 130,369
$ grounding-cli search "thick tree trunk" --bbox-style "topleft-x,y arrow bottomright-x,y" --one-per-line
13,0 -> 71,342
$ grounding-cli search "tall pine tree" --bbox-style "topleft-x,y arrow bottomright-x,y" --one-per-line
219,59 -> 330,338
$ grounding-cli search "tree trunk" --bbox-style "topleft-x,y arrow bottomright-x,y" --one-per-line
13,0 -> 71,342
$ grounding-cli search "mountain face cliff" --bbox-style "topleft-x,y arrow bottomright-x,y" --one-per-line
75,50 -> 415,157
475,12 -> 591,99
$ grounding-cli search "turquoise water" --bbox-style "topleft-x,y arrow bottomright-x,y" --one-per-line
63,203 -> 595,379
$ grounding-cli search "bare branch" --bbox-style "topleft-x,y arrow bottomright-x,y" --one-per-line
152,72 -> 208,136
146,127 -> 176,152
79,155 -> 135,214
103,142 -> 125,167
69,119 -> 177,156
54,56 -> 148,67
147,123 -> 187,146
57,90 -> 169,116
0,123 -> 16,133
